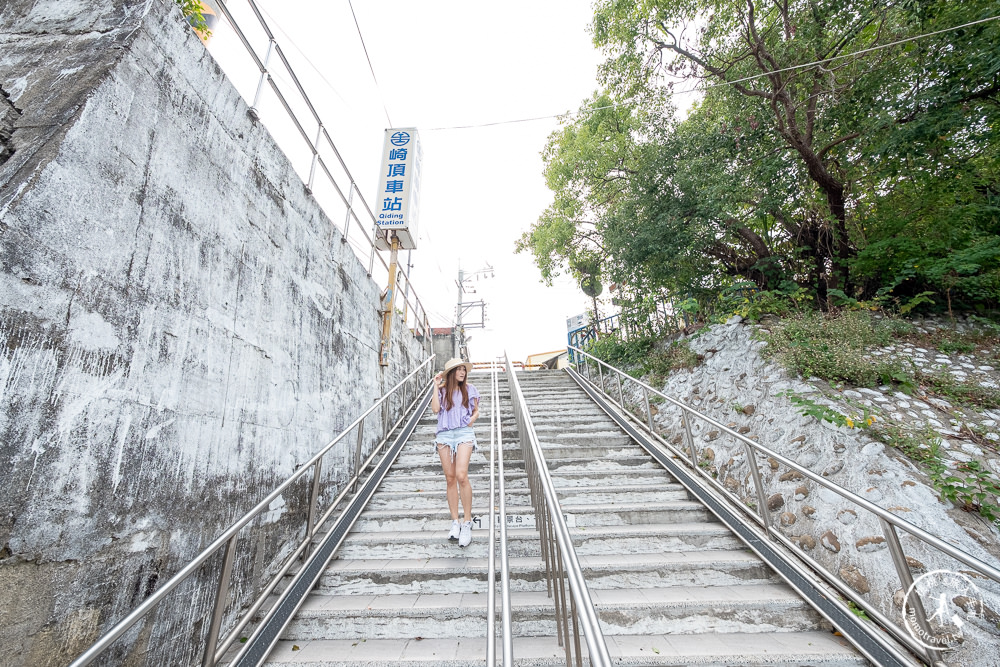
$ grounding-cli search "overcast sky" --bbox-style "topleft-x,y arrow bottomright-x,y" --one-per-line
207,0 -> 607,362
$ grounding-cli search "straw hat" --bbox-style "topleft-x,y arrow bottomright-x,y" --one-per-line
442,358 -> 474,374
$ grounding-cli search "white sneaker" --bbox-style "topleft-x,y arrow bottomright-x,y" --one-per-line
459,520 -> 472,547
448,520 -> 461,542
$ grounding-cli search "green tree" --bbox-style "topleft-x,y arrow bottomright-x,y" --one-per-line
519,0 -> 1000,312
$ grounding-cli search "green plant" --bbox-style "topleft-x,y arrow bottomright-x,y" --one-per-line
782,392 -> 876,430
871,422 -> 1000,523
935,339 -> 976,355
175,0 -> 210,36
644,340 -> 700,382
928,459 -> 1000,524
847,601 -> 871,621
585,333 -> 654,367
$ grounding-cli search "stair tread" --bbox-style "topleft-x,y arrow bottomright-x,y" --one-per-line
294,583 -> 805,615
263,631 -> 861,664
323,550 -> 759,574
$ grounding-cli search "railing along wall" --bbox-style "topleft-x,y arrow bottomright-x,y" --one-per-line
504,354 -> 612,667
569,345 -> 1000,666
208,0 -> 432,342
69,357 -> 436,667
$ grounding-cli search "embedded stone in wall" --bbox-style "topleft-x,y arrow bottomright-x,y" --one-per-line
839,565 -> 871,594
837,509 -> 858,525
793,534 -> 816,550
856,536 -> 887,553
822,460 -> 844,476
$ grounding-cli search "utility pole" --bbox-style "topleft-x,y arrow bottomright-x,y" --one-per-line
455,264 -> 492,360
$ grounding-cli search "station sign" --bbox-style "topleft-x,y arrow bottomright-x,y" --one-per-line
374,127 -> 421,250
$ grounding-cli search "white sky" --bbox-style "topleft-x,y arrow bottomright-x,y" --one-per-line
206,0 -> 606,362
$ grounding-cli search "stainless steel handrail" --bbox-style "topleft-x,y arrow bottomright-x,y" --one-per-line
497,362 -> 514,665
210,0 -> 432,340
69,356 -> 436,667
569,344 -> 1000,666
486,361 -> 514,666
487,362 -> 498,665
505,353 -> 612,667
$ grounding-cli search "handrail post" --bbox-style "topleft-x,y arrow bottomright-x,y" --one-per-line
304,458 -> 323,557
681,411 -> 698,470
202,536 -> 238,667
342,185 -> 354,242
306,122 -> 322,194
367,227 -> 377,277
880,518 -> 943,664
743,444 -> 774,533
249,38 -> 275,118
615,371 -> 625,411
643,386 -> 654,433
352,418 -> 365,493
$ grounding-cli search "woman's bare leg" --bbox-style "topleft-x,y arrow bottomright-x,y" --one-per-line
437,444 -> 459,520
454,442 -> 475,522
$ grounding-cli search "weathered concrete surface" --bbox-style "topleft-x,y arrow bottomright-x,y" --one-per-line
0,1 -> 427,664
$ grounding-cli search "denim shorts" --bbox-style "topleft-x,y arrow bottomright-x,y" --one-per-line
435,426 -> 478,458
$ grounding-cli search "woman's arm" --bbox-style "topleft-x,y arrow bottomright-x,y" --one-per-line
467,397 -> 480,426
431,372 -> 444,413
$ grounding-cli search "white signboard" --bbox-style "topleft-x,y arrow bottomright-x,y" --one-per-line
374,127 -> 421,250
566,312 -> 588,332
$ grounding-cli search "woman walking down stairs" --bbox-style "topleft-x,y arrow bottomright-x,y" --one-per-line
254,370 -> 866,665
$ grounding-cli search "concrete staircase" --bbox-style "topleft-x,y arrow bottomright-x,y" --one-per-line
510,371 -> 866,666
259,370 -> 866,666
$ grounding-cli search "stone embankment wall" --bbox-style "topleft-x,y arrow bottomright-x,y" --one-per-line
619,319 -> 1000,666
0,1 -> 427,665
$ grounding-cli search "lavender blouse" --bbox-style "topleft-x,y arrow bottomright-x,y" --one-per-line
436,384 -> 480,434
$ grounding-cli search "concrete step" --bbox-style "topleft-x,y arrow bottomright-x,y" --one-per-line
332,523 -> 743,560
365,484 -> 690,512
280,584 -> 828,641
377,469 -> 676,492
263,631 -> 864,666
310,551 -> 774,596
354,500 -> 714,532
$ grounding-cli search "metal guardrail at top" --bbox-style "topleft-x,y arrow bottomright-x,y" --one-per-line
505,354 -> 612,667
208,0 -> 432,340
568,345 -> 1000,667
69,356 -> 437,667
486,361 -> 514,666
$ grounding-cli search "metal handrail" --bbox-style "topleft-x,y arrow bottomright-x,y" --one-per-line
486,360 -> 514,666
69,356 -> 436,667
569,344 -> 1000,666
210,0 -> 433,339
505,353 -> 612,667
487,362 -> 498,664
497,363 -> 514,665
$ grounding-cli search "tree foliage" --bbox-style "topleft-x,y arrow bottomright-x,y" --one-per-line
518,0 -> 1000,313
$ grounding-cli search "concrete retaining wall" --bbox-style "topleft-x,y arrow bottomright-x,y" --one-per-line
0,1 -> 428,664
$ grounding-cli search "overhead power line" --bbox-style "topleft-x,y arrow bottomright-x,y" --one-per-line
347,0 -> 393,127
425,13 -> 1000,132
